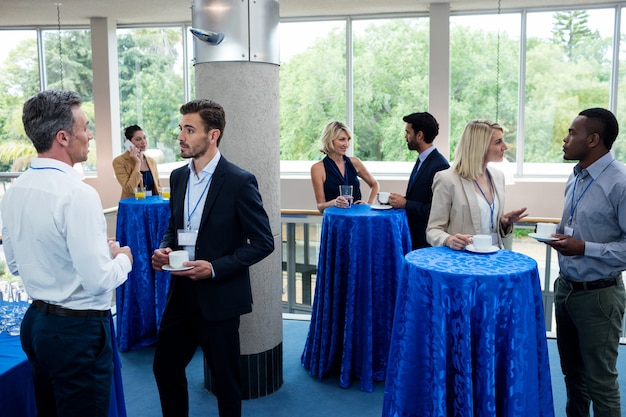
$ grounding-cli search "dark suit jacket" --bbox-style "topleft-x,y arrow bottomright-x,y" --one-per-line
405,148 -> 450,249
160,156 -> 274,322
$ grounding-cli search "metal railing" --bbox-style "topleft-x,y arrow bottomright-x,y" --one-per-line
279,212 -> 563,335
0,191 -> 615,339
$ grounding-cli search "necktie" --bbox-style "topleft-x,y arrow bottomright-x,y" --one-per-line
407,158 -> 421,193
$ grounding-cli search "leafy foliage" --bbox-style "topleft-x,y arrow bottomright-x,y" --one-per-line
0,10 -> 623,169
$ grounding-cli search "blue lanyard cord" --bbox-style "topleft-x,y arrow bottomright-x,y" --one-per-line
329,157 -> 349,186
567,161 -> 615,226
29,165 -> 65,173
568,174 -> 594,226
186,172 -> 212,230
474,169 -> 495,232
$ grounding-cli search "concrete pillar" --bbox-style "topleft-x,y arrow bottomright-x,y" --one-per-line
191,0 -> 283,399
89,17 -> 122,209
429,3 -> 451,160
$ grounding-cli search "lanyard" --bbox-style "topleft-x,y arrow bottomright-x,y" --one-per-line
568,173 -> 594,226
186,171 -> 212,230
329,157 -> 348,186
474,169 -> 495,232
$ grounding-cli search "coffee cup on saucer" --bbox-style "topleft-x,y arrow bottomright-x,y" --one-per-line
472,234 -> 492,251
169,250 -> 189,269
536,222 -> 557,237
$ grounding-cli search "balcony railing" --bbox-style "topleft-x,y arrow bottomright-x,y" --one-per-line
0,191 -> 615,340
280,211 -> 563,337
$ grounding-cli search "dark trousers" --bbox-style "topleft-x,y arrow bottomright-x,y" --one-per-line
20,305 -> 113,417
555,276 -> 625,417
153,285 -> 242,417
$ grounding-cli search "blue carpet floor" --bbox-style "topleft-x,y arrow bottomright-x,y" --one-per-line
119,318 -> 626,417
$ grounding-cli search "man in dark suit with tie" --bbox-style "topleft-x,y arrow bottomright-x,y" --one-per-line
388,112 -> 450,249
150,99 -> 274,417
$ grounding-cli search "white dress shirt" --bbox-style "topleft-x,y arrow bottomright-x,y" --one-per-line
1,158 -> 131,310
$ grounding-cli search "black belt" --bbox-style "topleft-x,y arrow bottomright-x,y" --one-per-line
32,300 -> 110,318
564,276 -> 620,291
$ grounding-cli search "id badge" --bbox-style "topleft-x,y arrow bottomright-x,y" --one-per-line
490,232 -> 498,246
564,226 -> 574,236
177,229 -> 198,246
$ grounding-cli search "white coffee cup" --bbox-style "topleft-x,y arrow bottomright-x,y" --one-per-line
378,192 -> 390,204
169,250 -> 189,269
536,222 -> 557,237
472,234 -> 492,251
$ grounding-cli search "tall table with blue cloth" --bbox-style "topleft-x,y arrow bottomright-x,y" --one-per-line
116,195 -> 171,352
302,204 -> 412,392
0,301 -> 126,417
382,246 -> 554,417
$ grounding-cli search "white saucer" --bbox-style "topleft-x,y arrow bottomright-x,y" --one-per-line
162,264 -> 194,271
465,244 -> 499,254
529,233 -> 559,243
371,204 -> 392,210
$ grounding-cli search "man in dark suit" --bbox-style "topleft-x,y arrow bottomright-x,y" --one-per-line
388,112 -> 450,249
150,99 -> 274,417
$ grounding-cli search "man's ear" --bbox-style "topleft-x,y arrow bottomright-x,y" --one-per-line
588,132 -> 601,148
55,130 -> 70,147
209,129 -> 220,143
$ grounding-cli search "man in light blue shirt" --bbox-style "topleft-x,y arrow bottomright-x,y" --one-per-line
548,108 -> 626,417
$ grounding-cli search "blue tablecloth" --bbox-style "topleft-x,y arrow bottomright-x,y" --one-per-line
0,302 -> 126,417
302,204 -> 412,392
116,196 -> 171,352
382,246 -> 554,417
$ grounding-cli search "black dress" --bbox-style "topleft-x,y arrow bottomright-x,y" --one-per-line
321,155 -> 362,202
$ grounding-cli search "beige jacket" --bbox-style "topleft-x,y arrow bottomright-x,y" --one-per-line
426,166 -> 512,248
112,152 -> 162,199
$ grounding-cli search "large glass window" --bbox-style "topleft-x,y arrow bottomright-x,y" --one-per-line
524,8 -> 614,175
450,13 -> 520,161
279,21 -> 346,161
118,27 -> 185,164
352,17 -> 429,162
0,30 -> 39,173
42,29 -> 95,170
616,7 -> 626,162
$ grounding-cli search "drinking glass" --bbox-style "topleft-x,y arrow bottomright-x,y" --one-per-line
134,186 -> 146,200
339,185 -> 354,208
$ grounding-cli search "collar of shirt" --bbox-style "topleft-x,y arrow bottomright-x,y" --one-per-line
187,151 -> 221,183
573,152 -> 614,181
30,157 -> 84,181
418,146 -> 436,164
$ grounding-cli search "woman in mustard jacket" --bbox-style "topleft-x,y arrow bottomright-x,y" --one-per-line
112,125 -> 161,199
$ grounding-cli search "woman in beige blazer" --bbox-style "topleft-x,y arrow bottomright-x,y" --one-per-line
112,125 -> 162,199
426,119 -> 528,250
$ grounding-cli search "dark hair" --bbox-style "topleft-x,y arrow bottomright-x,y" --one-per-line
402,112 -> 439,144
578,108 -> 619,150
124,124 -> 143,140
22,90 -> 82,153
180,99 -> 225,146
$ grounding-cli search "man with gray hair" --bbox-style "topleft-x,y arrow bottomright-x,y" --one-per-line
1,90 -> 133,416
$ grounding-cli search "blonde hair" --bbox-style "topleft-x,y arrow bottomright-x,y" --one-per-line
319,121 -> 352,155
452,119 -> 503,180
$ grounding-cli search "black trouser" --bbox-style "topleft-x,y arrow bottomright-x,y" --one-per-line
153,285 -> 242,417
20,305 -> 113,417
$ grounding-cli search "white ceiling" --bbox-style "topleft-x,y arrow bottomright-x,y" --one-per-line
0,0 -> 620,27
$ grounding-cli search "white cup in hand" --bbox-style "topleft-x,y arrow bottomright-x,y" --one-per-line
169,250 -> 189,269
472,234 -> 492,251
536,223 -> 557,237
378,192 -> 390,204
